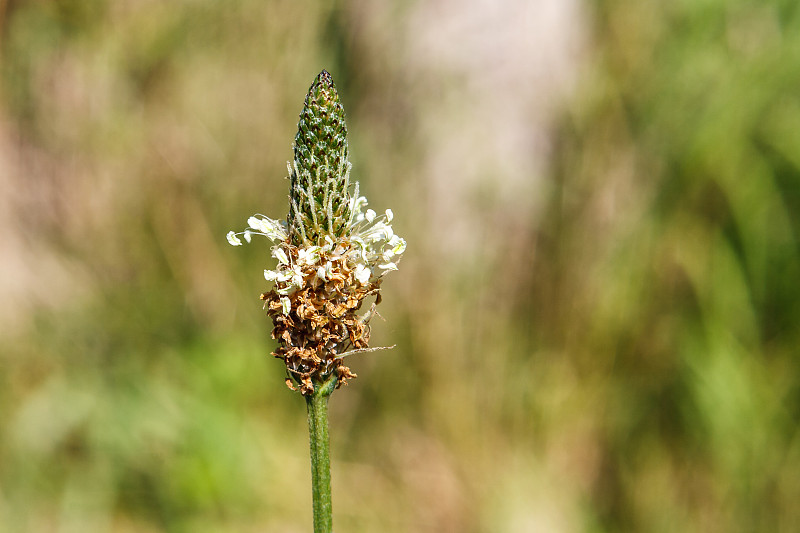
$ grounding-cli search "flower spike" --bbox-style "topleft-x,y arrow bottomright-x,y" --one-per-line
227,70 -> 406,395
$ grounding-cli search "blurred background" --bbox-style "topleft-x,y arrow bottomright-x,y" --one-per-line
1,0 -> 799,531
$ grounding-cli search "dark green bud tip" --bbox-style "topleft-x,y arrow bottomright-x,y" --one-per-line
288,70 -> 353,246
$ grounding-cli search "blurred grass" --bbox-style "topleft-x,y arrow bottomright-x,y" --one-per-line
1,0 -> 799,532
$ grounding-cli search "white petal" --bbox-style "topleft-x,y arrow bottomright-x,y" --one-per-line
266,220 -> 288,241
272,268 -> 292,281
299,246 -> 321,265
247,216 -> 262,231
247,215 -> 288,241
350,196 -> 367,211
280,297 -> 291,315
244,230 -> 252,243
273,248 -> 289,265
316,265 -> 327,281
264,270 -> 279,282
227,231 -> 243,246
365,209 -> 376,223
378,262 -> 398,272
291,268 -> 303,287
392,238 -> 407,255
385,209 -> 393,222
354,264 -> 371,285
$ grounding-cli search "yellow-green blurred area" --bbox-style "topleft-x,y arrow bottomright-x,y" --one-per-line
2,0 -> 799,531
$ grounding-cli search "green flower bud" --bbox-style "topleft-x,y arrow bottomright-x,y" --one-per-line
287,70 -> 353,246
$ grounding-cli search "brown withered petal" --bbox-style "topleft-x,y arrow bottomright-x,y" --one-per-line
265,246 -> 382,393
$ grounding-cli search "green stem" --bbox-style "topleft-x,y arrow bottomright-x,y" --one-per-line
306,379 -> 335,533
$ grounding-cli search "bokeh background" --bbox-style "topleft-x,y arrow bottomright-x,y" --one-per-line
2,0 -> 799,531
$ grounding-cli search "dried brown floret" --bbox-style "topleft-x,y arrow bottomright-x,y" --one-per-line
264,246 -> 385,394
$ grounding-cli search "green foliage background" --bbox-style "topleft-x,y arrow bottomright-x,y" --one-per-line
1,1 -> 799,531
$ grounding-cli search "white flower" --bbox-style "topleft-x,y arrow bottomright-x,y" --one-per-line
280,296 -> 291,315
273,248 -> 289,265
354,264 -> 370,285
229,191 -> 405,295
349,195 -> 367,212
311,262 -> 336,286
350,235 -> 366,249
290,267 -> 304,288
298,246 -> 321,266
246,215 -> 288,241
247,216 -> 264,232
390,236 -> 406,255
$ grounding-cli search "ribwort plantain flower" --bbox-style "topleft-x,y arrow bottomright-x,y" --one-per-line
227,70 -> 406,396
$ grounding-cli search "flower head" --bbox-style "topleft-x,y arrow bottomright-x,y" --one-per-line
227,70 -> 405,395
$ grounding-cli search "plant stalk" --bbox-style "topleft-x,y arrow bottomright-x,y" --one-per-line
306,383 -> 334,532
